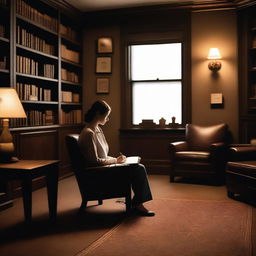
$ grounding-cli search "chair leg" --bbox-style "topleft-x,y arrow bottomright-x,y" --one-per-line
227,190 -> 235,199
98,199 -> 103,205
79,200 -> 87,211
170,175 -> 175,183
125,195 -> 132,212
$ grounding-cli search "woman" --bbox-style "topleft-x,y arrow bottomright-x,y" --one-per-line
78,100 -> 155,216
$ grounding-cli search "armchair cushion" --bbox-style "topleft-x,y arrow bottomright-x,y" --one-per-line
186,123 -> 228,151
175,151 -> 210,162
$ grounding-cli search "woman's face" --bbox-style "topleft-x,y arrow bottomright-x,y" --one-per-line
98,110 -> 110,125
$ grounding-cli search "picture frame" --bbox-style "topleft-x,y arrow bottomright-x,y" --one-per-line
97,37 -> 113,53
96,78 -> 110,94
96,57 -> 111,73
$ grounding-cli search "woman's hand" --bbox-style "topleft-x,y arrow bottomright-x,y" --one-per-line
116,154 -> 126,163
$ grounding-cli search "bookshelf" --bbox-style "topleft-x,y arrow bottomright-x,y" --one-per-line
238,4 -> 256,142
0,0 -> 10,87
2,0 -> 84,129
60,12 -> 82,125
0,0 -> 83,206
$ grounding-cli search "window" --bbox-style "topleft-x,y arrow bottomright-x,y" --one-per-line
129,43 -> 182,125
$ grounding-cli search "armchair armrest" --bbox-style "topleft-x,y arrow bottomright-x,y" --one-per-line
85,164 -> 128,172
210,142 -> 226,152
169,141 -> 188,162
169,141 -> 188,152
229,145 -> 256,161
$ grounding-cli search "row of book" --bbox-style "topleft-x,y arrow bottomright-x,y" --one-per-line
61,68 -> 80,83
17,25 -> 55,55
16,82 -> 52,101
44,63 -> 55,78
60,24 -> 78,42
0,24 -> 5,37
60,109 -> 82,125
61,44 -> 80,63
9,110 -> 55,127
61,91 -> 80,103
16,55 -> 55,78
16,55 -> 38,75
16,0 -> 58,32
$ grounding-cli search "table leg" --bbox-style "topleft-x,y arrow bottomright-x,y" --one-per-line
21,177 -> 32,223
46,163 -> 59,221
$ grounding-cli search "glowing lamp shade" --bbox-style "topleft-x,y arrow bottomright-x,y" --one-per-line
207,48 -> 222,72
0,88 -> 26,162
208,48 -> 221,59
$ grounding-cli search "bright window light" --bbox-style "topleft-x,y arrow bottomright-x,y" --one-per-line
130,43 -> 182,125
132,82 -> 182,125
131,43 -> 181,80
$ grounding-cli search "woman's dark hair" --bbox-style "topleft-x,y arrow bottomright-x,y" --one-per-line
84,100 -> 111,122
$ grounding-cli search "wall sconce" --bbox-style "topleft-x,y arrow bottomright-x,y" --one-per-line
208,48 -> 222,72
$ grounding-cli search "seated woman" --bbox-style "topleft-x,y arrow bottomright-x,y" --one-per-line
78,100 -> 155,217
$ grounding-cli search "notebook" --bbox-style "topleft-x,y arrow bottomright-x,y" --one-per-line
110,156 -> 141,167
124,156 -> 141,164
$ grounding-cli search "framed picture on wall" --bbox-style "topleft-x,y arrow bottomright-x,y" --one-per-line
97,37 -> 113,53
96,78 -> 110,94
96,57 -> 111,73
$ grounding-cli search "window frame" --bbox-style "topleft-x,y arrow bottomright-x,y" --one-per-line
121,37 -> 191,129
128,42 -> 183,125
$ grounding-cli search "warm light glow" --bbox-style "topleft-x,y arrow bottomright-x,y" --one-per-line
0,88 -> 26,118
208,48 -> 221,59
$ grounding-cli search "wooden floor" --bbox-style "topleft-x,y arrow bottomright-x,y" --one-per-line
0,175 -> 255,256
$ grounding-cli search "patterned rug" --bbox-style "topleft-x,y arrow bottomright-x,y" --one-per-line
75,199 -> 253,256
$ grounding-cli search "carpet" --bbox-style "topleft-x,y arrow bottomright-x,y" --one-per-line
76,199 -> 253,256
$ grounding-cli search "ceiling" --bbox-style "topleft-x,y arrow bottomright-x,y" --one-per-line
66,0 -> 233,12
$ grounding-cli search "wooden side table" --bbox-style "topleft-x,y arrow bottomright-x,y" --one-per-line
0,160 -> 59,223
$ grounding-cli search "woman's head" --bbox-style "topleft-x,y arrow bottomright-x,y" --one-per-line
84,100 -> 111,124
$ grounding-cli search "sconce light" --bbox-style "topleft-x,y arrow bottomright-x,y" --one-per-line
208,48 -> 222,72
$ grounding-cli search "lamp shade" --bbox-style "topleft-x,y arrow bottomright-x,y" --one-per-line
0,88 -> 26,118
208,48 -> 221,60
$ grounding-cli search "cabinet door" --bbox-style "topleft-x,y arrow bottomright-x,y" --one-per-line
18,129 -> 58,160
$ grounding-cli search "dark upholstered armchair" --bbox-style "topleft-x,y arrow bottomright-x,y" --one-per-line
169,123 -> 230,185
66,134 -> 132,212
226,145 -> 256,205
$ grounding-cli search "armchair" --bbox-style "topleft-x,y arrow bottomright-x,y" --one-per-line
226,145 -> 256,205
65,134 -> 132,212
169,123 -> 230,184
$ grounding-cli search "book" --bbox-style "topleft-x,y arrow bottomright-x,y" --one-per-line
110,156 -> 141,167
125,156 -> 141,164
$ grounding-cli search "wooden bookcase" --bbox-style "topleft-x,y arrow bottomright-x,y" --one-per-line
0,0 -> 84,206
238,4 -> 256,143
0,0 -> 10,87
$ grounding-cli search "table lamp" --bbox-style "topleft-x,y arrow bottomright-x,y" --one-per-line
0,88 -> 27,163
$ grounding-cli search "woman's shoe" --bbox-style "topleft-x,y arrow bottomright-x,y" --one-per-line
134,204 -> 155,217
134,208 -> 155,216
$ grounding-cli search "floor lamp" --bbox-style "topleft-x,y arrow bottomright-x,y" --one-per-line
0,88 -> 27,163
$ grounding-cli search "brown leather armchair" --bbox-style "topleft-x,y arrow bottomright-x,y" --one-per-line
66,134 -> 132,212
169,123 -> 230,185
226,145 -> 256,205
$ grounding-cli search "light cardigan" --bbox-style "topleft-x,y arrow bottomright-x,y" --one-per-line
78,125 -> 116,166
